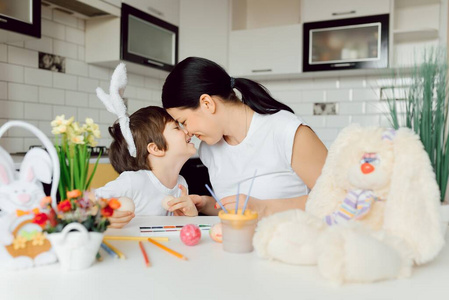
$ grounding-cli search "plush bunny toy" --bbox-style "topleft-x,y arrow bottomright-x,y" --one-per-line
253,125 -> 444,284
0,121 -> 59,270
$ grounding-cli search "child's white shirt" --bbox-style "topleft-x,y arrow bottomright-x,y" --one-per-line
95,170 -> 188,216
199,110 -> 309,200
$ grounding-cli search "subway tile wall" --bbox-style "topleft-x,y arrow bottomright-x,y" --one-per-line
0,6 -> 391,153
0,6 -> 164,153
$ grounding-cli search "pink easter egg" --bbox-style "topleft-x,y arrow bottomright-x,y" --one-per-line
180,224 -> 201,246
209,223 -> 223,243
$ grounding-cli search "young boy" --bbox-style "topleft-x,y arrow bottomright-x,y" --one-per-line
95,106 -> 199,228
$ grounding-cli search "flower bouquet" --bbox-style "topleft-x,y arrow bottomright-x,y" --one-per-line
51,115 -> 102,201
33,190 -> 121,270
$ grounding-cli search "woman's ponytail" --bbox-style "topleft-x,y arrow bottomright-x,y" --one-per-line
162,57 -> 294,114
233,78 -> 294,114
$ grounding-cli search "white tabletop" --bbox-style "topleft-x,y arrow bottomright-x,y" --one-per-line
2,216 -> 448,300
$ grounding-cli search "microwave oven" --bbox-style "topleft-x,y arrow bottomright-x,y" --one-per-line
303,14 -> 389,72
121,3 -> 178,72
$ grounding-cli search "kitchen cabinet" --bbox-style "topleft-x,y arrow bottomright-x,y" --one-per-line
301,0 -> 390,23
179,0 -> 230,68
122,0 -> 179,25
44,0 -> 121,17
229,25 -> 302,77
392,0 -> 446,67
0,0 -> 41,42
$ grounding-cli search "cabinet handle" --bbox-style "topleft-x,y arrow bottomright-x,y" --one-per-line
146,59 -> 164,67
332,10 -> 356,16
0,18 -> 8,23
147,6 -> 164,17
251,69 -> 272,73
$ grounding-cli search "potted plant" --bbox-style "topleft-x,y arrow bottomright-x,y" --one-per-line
50,115 -> 102,203
385,47 -> 449,232
33,191 -> 121,270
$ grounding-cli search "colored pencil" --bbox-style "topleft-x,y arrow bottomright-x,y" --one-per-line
101,242 -> 119,259
102,240 -> 126,259
205,184 -> 229,213
235,182 -> 240,214
139,241 -> 151,267
242,170 -> 258,214
104,236 -> 169,242
148,237 -> 188,261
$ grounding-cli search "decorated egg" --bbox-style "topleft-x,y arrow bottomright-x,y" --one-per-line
209,223 -> 222,243
117,197 -> 135,212
180,224 -> 201,246
161,195 -> 175,210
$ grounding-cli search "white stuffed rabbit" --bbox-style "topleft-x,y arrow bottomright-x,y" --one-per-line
0,122 -> 59,270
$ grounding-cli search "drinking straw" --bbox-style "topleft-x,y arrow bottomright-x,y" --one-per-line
103,240 -> 126,259
101,242 -> 119,259
148,237 -> 188,261
242,170 -> 257,215
205,184 -> 229,213
235,182 -> 240,214
139,241 -> 151,267
104,236 -> 169,242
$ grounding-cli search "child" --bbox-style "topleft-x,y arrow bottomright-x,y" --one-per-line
95,63 -> 198,228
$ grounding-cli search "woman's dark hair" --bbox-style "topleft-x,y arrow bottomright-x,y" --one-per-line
108,106 -> 174,173
162,57 -> 293,114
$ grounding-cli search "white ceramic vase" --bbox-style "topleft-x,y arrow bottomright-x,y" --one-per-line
47,222 -> 103,271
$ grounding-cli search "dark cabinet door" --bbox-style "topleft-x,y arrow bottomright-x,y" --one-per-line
0,0 -> 41,39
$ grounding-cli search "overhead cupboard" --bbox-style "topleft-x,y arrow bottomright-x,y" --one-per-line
228,0 -> 447,79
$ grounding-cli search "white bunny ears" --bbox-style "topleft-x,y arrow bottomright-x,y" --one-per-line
96,63 -> 137,157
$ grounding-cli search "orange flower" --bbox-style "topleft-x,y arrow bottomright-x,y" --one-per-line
101,205 -> 114,217
40,196 -> 52,208
33,213 -> 49,226
108,198 -> 121,210
67,189 -> 82,199
57,200 -> 72,212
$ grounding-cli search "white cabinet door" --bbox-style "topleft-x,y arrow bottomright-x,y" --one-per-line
122,0 -> 179,25
229,24 -> 302,77
179,0 -> 230,68
302,0 -> 390,23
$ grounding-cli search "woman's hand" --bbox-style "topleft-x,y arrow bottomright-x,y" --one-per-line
167,185 -> 199,216
108,210 -> 135,229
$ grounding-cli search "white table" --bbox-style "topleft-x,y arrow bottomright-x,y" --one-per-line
2,216 -> 449,300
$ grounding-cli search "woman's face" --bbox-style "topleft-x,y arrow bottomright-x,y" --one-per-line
167,107 -> 222,145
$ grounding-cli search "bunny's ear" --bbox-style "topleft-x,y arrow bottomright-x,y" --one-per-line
383,128 -> 444,265
306,124 -> 364,217
0,147 -> 15,185
20,148 -> 52,184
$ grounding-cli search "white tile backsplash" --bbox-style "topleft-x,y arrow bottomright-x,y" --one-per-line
66,58 -> 89,76
8,83 -> 39,102
24,103 -> 53,120
0,100 -> 24,119
7,46 -> 38,68
65,27 -> 85,45
53,40 -> 78,59
0,82 -> 7,99
39,87 -> 65,105
0,44 -> 7,62
24,67 -> 52,87
0,63 -> 24,83
53,10 -> 78,28
53,72 -> 78,90
42,19 -> 66,40
24,36 -> 53,53
65,91 -> 89,107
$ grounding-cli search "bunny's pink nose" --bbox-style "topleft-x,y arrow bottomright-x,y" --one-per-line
18,194 -> 30,204
361,163 -> 375,174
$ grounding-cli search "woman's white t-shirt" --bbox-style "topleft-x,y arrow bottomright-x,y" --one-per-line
95,170 -> 188,216
199,110 -> 309,200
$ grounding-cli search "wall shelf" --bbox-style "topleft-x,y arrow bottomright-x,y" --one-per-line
393,28 -> 439,42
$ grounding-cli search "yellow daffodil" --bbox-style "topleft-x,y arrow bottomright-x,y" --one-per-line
71,135 -> 85,144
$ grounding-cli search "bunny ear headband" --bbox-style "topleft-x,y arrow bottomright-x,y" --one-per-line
96,63 -> 137,157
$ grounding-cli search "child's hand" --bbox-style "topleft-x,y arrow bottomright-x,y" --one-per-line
167,185 -> 198,217
108,210 -> 135,229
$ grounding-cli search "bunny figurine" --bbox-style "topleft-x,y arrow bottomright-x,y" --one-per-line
0,121 -> 59,270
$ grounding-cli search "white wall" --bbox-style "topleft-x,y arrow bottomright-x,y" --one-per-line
0,6 -> 164,153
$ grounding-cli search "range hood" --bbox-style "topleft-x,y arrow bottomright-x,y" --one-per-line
42,0 -> 120,18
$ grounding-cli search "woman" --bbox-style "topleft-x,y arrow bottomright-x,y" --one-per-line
162,57 -> 327,218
